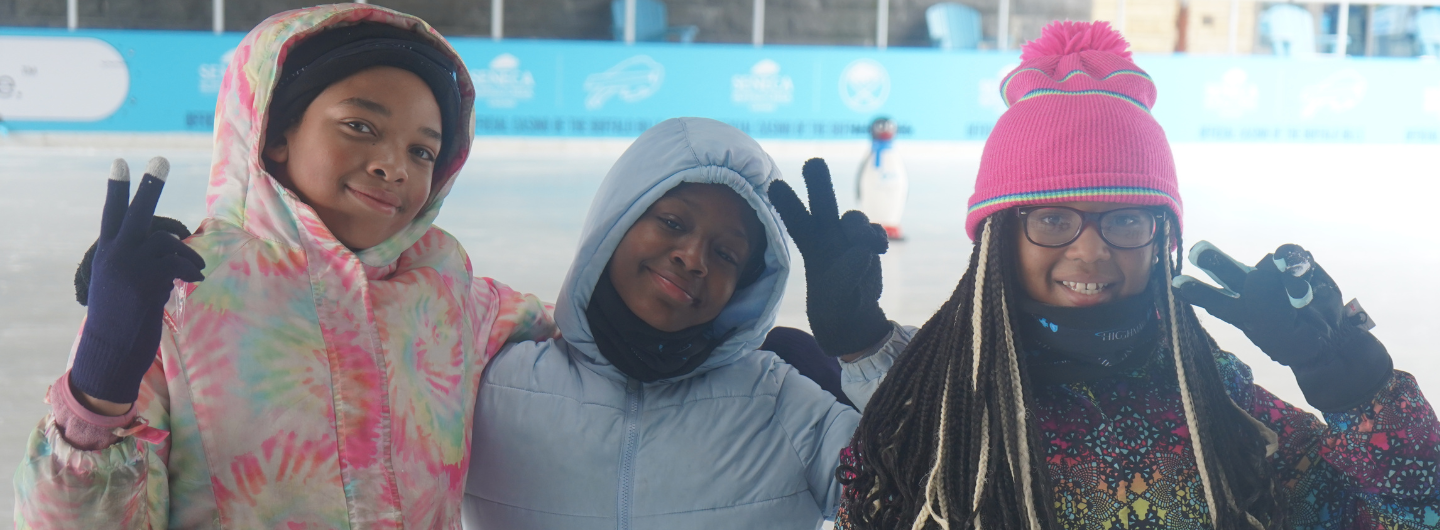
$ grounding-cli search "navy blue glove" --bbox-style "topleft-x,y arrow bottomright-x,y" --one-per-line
71,158 -> 205,404
769,158 -> 891,357
76,216 -> 192,306
1174,242 -> 1391,412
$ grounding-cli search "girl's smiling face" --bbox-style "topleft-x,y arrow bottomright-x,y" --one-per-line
608,183 -> 763,332
264,66 -> 442,250
1015,201 -> 1159,307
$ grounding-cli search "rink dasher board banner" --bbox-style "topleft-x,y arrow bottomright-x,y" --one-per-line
2,28 -> 1439,144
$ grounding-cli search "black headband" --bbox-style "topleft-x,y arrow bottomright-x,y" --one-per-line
267,23 -> 463,171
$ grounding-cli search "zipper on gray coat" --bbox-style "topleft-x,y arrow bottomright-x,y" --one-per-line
617,378 -> 644,530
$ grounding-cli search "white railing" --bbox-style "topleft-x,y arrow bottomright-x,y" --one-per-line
58,0 -> 1437,56
753,0 -> 765,46
493,0 -> 504,40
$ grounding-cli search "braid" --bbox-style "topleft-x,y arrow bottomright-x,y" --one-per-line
1163,219 -> 1222,524
841,213 -> 1053,530
839,211 -> 1285,530
1157,217 -> 1287,529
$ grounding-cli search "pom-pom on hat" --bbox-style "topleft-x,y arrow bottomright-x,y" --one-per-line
965,21 -> 1180,239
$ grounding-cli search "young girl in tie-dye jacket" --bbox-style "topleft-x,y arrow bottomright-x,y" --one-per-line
14,5 -> 554,528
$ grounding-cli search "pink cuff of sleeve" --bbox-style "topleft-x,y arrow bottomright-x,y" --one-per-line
48,371 -> 138,451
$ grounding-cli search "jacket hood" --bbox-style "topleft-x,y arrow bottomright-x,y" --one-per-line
555,118 -> 790,382
207,4 -> 475,267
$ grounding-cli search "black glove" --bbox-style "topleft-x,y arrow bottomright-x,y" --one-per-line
71,158 -> 206,404
768,158 -> 891,357
1174,241 -> 1391,412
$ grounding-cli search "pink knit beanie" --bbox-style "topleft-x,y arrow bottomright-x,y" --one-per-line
965,21 -> 1180,239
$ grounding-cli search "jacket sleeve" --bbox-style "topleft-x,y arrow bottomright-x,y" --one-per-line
839,322 -> 917,412
471,277 -> 557,361
776,362 -> 862,519
1220,353 -> 1440,527
14,328 -> 174,530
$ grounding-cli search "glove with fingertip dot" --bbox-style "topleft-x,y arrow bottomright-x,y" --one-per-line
71,158 -> 206,405
1174,242 -> 1391,412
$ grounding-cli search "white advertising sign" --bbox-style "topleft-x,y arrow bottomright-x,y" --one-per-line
0,36 -> 130,122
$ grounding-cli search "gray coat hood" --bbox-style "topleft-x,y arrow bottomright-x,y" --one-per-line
555,117 -> 791,382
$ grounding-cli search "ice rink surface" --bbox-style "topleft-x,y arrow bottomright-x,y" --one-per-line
1,137 -> 1436,516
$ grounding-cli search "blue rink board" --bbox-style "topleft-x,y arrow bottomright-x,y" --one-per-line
3,27 -> 1440,143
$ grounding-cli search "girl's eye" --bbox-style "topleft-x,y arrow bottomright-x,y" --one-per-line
660,217 -> 683,231
1038,216 -> 1071,231
411,147 -> 435,162
346,121 -> 373,134
1108,214 -> 1137,226
717,249 -> 739,265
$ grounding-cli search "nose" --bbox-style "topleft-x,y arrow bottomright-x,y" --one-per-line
1065,224 -> 1111,263
367,147 -> 406,183
670,236 -> 708,277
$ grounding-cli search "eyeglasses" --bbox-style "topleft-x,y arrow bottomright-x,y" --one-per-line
1016,206 -> 1160,249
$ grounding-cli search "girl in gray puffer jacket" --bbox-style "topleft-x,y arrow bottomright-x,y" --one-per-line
462,118 -> 859,530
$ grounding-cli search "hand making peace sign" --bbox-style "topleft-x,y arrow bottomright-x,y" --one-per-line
768,158 -> 892,357
71,158 -> 205,408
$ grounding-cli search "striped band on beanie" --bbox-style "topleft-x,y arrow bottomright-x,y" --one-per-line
965,21 -> 1181,239
969,186 -> 1178,216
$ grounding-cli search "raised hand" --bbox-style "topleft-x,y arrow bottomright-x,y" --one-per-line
75,216 -> 193,307
1173,242 -> 1391,412
71,158 -> 205,408
768,158 -> 891,357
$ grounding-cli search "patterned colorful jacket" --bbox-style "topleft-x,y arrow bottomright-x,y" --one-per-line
838,324 -> 1440,529
14,5 -> 555,529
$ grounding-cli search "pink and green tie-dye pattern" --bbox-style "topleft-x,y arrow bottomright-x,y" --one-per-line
15,4 -> 555,528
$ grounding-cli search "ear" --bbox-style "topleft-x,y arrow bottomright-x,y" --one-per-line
263,134 -> 290,164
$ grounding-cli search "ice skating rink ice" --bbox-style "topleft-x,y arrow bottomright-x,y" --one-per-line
1,136 -> 1436,515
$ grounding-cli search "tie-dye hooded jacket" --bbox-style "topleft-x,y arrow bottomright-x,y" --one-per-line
15,5 -> 554,528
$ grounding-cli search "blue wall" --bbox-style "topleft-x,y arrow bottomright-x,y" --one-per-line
3,27 -> 1439,143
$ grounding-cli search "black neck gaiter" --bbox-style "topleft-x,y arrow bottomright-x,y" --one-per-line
585,273 -> 732,382
1019,290 -> 1161,384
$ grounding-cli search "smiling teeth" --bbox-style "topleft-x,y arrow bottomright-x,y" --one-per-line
1062,281 -> 1108,295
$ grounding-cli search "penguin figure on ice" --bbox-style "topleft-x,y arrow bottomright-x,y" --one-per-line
856,117 -> 908,240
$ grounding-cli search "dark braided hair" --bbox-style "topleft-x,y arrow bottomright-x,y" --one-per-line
837,211 -> 1285,530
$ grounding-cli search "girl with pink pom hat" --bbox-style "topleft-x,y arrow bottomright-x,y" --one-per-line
770,20 -> 1439,529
